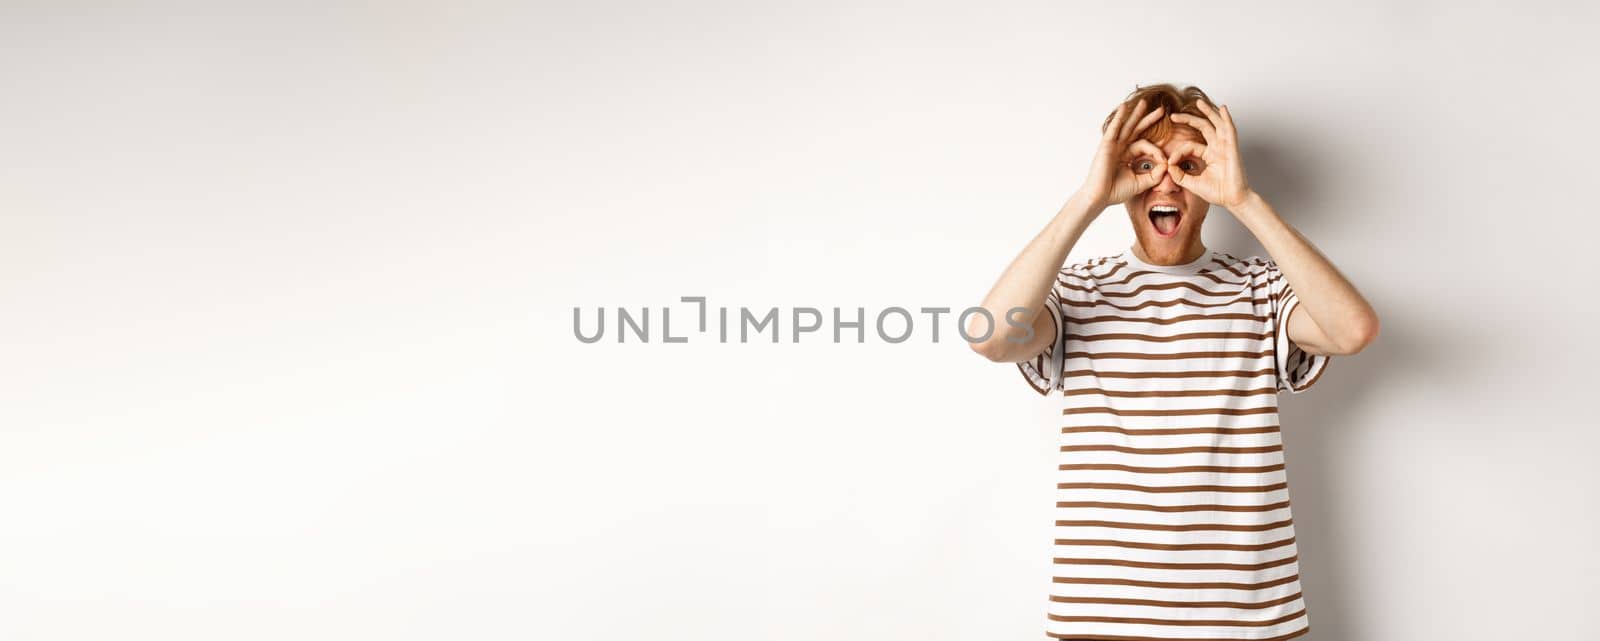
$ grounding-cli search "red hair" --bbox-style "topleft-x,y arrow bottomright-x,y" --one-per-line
1101,83 -> 1217,144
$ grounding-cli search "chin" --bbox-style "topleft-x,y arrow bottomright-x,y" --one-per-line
1135,234 -> 1197,262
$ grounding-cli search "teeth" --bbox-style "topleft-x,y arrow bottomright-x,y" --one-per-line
1151,205 -> 1179,214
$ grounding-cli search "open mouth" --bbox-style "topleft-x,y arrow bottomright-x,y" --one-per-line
1148,204 -> 1182,238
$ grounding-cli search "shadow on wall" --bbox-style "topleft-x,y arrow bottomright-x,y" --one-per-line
1213,125 -> 1458,641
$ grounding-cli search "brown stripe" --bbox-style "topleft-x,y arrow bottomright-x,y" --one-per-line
1057,261 -> 1135,284
1171,259 -> 1238,282
1059,463 -> 1285,473
1017,359 -> 1050,395
1060,444 -> 1283,455
1209,262 -> 1260,282
1056,500 -> 1292,513
1057,481 -> 1289,494
1062,295 -> 1269,312
1081,256 -> 1121,273
1064,406 -> 1280,417
1050,590 -> 1304,610
1054,536 -> 1297,552
1059,259 -> 1243,289
1053,553 -> 1299,571
1045,628 -> 1310,641
1287,351 -> 1330,391
1064,349 -> 1272,360
1060,425 -> 1280,436
1048,606 -> 1306,628
1064,367 -> 1275,379
1217,253 -> 1251,277
1055,518 -> 1293,532
1070,312 -> 1262,325
1064,386 -> 1278,398
1057,279 -> 1245,300
1266,326 -> 1279,366
1053,572 -> 1301,591
1069,330 -> 1273,343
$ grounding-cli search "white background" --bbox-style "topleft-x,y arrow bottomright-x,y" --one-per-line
2,2 -> 1596,640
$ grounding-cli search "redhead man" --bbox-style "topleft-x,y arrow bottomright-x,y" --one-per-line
968,84 -> 1379,640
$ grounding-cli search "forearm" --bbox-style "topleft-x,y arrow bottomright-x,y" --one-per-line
1229,191 -> 1380,351
969,192 -> 1101,361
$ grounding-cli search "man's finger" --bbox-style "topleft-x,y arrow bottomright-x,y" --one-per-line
1170,113 -> 1217,146
1118,98 -> 1149,141
1166,140 -> 1206,162
1126,139 -> 1165,163
1128,105 -> 1166,141
1103,102 -> 1130,140
1219,104 -> 1239,142
1164,142 -> 1203,184
1194,99 -> 1227,135
1125,139 -> 1167,185
1126,139 -> 1167,168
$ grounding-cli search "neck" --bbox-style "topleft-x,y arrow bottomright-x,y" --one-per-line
1132,241 -> 1208,266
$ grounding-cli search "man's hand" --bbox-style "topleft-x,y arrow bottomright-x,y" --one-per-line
971,100 -> 1170,364
1168,101 -> 1254,210
1077,98 -> 1170,210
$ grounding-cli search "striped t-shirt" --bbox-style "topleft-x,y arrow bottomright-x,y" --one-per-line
1016,247 -> 1330,641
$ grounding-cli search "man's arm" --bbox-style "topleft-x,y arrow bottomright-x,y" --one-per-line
1230,191 -> 1381,356
967,193 -> 1098,363
968,98 -> 1171,364
1167,101 -> 1380,357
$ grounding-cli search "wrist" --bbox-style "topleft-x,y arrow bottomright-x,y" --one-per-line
1226,191 -> 1284,236
1226,189 -> 1266,216
1066,189 -> 1107,215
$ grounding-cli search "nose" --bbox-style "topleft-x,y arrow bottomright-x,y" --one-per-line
1153,169 -> 1182,193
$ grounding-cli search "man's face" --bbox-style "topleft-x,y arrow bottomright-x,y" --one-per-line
1125,127 -> 1210,263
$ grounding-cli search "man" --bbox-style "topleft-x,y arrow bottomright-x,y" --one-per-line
967,84 -> 1380,640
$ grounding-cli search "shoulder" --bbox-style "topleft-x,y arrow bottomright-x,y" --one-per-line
1059,253 -> 1125,279
1217,253 -> 1294,294
1215,252 -> 1278,277
1215,251 -> 1263,269
1051,254 -> 1124,299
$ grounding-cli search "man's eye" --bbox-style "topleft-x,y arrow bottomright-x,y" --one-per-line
1132,158 -> 1156,174
1179,159 -> 1205,175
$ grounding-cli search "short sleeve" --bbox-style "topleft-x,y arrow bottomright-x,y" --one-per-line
1264,259 -> 1331,394
1016,287 -> 1067,395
